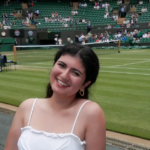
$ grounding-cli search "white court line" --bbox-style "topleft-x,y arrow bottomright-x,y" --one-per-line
101,66 -> 150,71
111,60 -> 150,67
99,58 -> 150,60
18,65 -> 150,76
101,71 -> 150,76
33,62 -> 51,64
18,65 -> 51,69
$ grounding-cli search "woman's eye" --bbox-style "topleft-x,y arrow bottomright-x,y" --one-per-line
73,72 -> 80,76
58,63 -> 65,68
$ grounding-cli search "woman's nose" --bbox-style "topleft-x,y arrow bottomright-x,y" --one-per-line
61,69 -> 70,80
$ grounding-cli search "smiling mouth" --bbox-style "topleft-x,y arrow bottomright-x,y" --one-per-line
57,80 -> 69,87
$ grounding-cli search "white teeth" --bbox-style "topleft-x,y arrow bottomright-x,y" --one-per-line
58,80 -> 69,87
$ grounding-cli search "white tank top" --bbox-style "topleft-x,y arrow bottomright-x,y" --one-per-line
17,98 -> 90,150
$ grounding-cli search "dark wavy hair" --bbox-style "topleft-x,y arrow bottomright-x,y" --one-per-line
46,43 -> 100,99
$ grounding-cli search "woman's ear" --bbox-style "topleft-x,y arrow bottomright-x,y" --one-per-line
82,81 -> 91,90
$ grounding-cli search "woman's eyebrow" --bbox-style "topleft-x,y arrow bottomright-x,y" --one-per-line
58,61 -> 82,75
72,68 -> 82,75
57,61 -> 66,65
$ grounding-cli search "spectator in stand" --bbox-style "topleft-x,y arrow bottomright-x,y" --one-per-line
10,21 -> 13,25
147,32 -> 150,38
15,38 -> 18,45
54,36 -> 58,45
141,7 -> 147,12
134,17 -> 138,23
87,21 -> 91,33
78,35 -> 83,43
136,38 -> 140,44
71,11 -> 75,15
28,13 -> 31,19
132,38 -> 140,45
148,22 -> 150,26
121,23 -> 124,28
31,12 -> 33,18
115,14 -> 118,21
94,2 -> 100,10
35,9 -> 39,16
25,37 -> 29,44
81,33 -> 85,39
104,11 -> 109,18
121,35 -> 127,42
94,5 -> 99,10
31,17 -> 34,25
139,0 -> 143,4
131,19 -> 134,26
26,16 -> 30,23
135,13 -> 138,18
102,3 -> 105,8
82,38 -> 85,44
5,19 -> 9,25
5,13 -> 8,18
105,3 -> 109,12
143,33 -> 148,38
78,2 -> 82,8
99,3 -> 102,8
105,37 -> 109,42
117,32 -> 122,39
51,13 -> 55,18
123,29 -> 127,35
31,1 -> 34,7
133,31 -> 137,39
126,31 -> 131,37
2,13 -> 5,18
58,38 -> 63,45
126,22 -> 131,28
82,18 -> 85,23
123,18 -> 129,24
88,31 -> 92,38
138,11 -> 142,16
112,14 -> 116,21
121,6 -> 126,18
70,21 -> 73,27
117,0 -> 122,5
67,36 -> 71,44
75,35 -> 79,43
62,22 -> 68,27
71,10 -> 78,15
3,19 -> 5,25
144,7 -> 148,12
94,33 -> 97,39
82,2 -> 87,7
55,12 -> 58,17
13,21 -> 16,25
96,38 -> 99,42
106,24 -> 112,29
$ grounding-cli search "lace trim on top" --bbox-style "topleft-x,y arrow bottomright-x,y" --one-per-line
21,126 -> 86,145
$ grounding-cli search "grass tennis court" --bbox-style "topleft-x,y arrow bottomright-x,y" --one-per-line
0,48 -> 150,140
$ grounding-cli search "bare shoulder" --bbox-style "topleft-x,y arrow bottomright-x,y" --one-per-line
82,101 -> 105,120
18,98 -> 35,112
82,101 -> 106,150
16,98 -> 39,120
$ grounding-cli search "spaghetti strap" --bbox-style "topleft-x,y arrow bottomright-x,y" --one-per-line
71,101 -> 90,133
27,98 -> 38,126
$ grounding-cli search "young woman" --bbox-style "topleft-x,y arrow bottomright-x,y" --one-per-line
5,44 -> 106,150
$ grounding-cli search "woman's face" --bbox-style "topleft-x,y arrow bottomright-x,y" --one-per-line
50,54 -> 90,98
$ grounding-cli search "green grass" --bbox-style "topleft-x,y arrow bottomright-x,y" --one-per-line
0,48 -> 150,140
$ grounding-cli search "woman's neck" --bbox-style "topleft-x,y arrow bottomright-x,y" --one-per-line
48,94 -> 78,112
